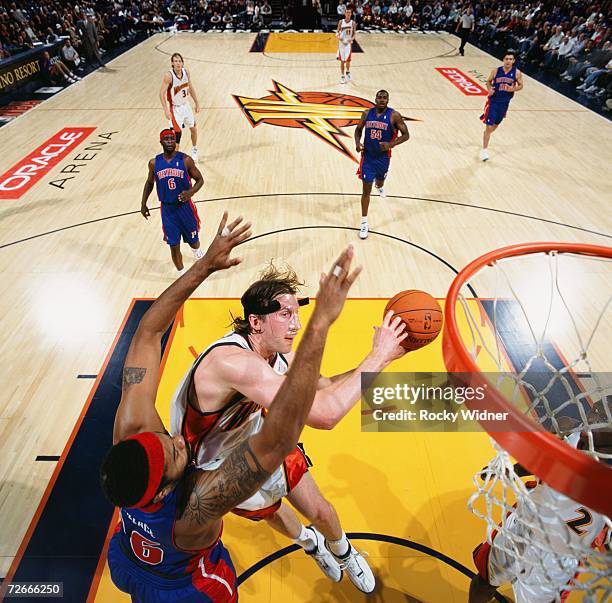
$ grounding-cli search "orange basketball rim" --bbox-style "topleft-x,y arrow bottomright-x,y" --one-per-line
443,242 -> 612,518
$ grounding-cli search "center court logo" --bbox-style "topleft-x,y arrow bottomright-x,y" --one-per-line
435,68 -> 488,96
0,127 -> 96,199
234,81 -> 417,162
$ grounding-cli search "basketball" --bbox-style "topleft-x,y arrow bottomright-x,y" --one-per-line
384,290 -> 443,351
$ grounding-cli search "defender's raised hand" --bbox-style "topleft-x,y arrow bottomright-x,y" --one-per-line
199,211 -> 252,274
312,245 -> 362,327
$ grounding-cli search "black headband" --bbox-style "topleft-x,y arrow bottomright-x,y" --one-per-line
243,297 -> 309,318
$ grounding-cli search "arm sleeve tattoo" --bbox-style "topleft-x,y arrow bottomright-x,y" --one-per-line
180,440 -> 271,526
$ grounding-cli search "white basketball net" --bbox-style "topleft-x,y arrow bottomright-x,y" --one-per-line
454,250 -> 612,602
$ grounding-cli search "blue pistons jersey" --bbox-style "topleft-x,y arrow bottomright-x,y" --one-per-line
153,152 -> 201,247
490,65 -> 517,103
107,483 -> 237,602
363,107 -> 396,158
481,66 -> 517,126
155,152 -> 191,205
358,106 -> 396,183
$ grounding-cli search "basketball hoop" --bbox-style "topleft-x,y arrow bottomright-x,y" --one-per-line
443,242 -> 612,601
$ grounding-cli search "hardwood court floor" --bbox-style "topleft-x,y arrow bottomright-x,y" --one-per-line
0,31 -> 609,602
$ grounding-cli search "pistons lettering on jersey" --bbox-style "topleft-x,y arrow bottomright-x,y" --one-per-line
156,167 -> 185,179
365,120 -> 389,130
495,76 -> 515,91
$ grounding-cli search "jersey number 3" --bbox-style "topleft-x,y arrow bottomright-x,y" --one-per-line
130,530 -> 164,565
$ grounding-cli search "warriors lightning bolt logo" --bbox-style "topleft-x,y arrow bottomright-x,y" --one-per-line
234,81 -> 376,162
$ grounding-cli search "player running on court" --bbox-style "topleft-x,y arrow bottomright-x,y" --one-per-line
480,50 -> 523,161
160,52 -> 201,162
337,8 -> 356,84
354,89 -> 410,240
141,129 -> 204,275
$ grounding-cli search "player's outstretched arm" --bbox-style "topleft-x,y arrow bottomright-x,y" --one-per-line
316,310 -> 407,389
178,247 -> 360,526
140,158 -> 155,219
210,273 -> 406,430
113,213 -> 251,443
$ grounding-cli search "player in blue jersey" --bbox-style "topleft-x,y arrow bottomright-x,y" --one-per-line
354,90 -> 410,239
141,129 -> 205,274
101,211 -> 363,602
480,51 -> 524,161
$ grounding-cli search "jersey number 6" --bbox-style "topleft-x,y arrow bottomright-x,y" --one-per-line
168,178 -> 176,190
130,531 -> 164,565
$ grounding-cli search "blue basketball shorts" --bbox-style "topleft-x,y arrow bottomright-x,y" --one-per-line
161,201 -> 201,247
480,100 -> 510,126
357,153 -> 390,183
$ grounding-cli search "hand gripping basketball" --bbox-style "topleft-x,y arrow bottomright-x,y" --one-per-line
384,290 -> 443,351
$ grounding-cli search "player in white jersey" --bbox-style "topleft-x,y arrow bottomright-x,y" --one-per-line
469,417 -> 611,603
160,53 -> 201,162
337,8 -> 356,83
170,259 -> 408,595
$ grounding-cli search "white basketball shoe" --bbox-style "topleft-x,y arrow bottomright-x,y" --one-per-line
304,526 -> 343,582
333,542 -> 376,593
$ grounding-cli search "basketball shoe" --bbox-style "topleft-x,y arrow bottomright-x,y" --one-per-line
346,71 -> 352,81
360,218 -> 368,239
375,185 -> 385,198
304,527 -> 343,582
191,147 -> 199,162
332,543 -> 376,593
480,149 -> 489,161
340,74 -> 346,84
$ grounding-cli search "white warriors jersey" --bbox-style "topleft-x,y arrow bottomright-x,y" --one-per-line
338,18 -> 355,45
170,331 -> 289,470
167,67 -> 190,107
488,434 -> 609,600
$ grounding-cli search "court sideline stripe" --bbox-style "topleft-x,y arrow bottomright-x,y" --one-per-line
2,301 -> 177,603
85,313 -> 181,602
1,298 -> 138,591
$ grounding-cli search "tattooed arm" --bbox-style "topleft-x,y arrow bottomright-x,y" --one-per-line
175,247 -> 361,538
112,212 -> 252,444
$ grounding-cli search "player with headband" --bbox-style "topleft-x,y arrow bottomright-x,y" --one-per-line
170,259 -> 409,594
101,211 -> 363,601
141,128 -> 204,275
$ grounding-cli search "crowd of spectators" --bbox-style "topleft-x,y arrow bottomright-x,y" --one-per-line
1,0 -> 609,111
336,0 -> 610,111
